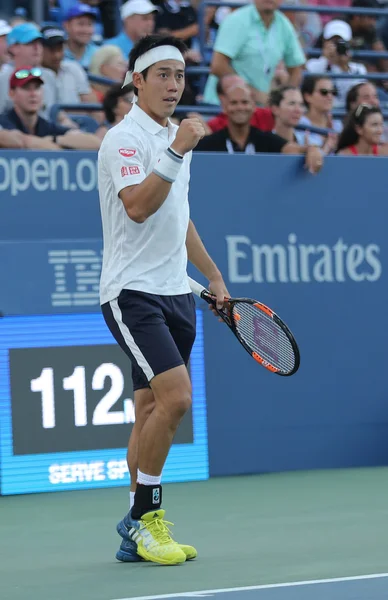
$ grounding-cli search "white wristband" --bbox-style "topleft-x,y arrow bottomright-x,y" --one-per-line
153,147 -> 183,183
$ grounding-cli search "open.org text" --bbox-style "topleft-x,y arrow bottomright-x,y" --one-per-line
0,156 -> 98,196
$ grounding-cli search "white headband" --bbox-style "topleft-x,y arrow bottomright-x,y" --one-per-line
122,45 -> 185,88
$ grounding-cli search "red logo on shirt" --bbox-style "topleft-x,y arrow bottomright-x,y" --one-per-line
129,166 -> 140,175
119,148 -> 136,157
121,166 -> 129,177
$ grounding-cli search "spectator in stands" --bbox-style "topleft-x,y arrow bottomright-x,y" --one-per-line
346,81 -> 379,111
203,0 -> 305,106
297,75 -> 342,150
96,82 -> 134,137
89,45 -> 127,101
348,0 -> 388,75
0,21 -> 11,69
0,23 -> 44,113
337,103 -> 388,154
216,74 -> 274,132
0,66 -> 100,149
41,25 -> 98,113
306,20 -> 367,107
1,23 -> 42,78
155,0 -> 198,48
188,74 -> 274,134
63,3 -> 99,69
77,0 -> 120,40
345,80 -> 388,140
195,81 -> 324,173
104,0 -> 158,58
269,86 -> 305,143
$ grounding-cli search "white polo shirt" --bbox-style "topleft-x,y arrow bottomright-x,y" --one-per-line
98,103 -> 192,304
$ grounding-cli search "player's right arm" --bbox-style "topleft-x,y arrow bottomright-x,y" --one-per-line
102,118 -> 205,224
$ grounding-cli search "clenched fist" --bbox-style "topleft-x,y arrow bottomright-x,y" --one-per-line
171,117 -> 206,155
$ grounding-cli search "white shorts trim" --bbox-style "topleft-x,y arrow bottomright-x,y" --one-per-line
110,298 -> 154,381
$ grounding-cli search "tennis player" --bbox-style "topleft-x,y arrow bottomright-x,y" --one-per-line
98,34 -> 229,566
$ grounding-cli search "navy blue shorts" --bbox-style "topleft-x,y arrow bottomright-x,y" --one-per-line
101,289 -> 196,391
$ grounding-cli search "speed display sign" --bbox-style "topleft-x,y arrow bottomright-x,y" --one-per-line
0,312 -> 208,495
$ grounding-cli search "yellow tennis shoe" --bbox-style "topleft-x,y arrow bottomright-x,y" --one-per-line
127,509 -> 187,565
116,510 -> 197,563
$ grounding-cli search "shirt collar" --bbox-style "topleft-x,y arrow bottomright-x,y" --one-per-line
128,103 -> 174,136
251,5 -> 277,26
8,108 -> 43,135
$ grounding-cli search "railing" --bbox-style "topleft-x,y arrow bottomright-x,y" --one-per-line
49,102 -> 388,139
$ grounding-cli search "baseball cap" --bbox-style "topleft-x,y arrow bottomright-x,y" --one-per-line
323,20 -> 352,41
9,66 -> 44,89
64,3 -> 98,21
7,23 -> 42,45
121,0 -> 160,20
41,25 -> 66,46
0,20 -> 11,37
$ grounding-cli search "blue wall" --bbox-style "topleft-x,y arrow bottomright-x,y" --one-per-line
1,151 -> 387,480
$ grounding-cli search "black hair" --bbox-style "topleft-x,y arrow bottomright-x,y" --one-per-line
345,82 -> 365,112
301,74 -> 332,107
103,82 -> 134,124
268,86 -> 299,107
128,34 -> 188,96
336,104 -> 382,152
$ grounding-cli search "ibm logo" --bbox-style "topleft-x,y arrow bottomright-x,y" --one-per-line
48,250 -> 102,307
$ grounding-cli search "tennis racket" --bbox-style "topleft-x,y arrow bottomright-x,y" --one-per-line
188,277 -> 300,377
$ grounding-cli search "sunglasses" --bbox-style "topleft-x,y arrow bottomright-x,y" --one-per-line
355,103 -> 373,118
317,88 -> 337,97
14,68 -> 42,80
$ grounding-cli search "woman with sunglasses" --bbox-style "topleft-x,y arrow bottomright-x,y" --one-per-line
336,104 -> 388,156
295,75 -> 342,153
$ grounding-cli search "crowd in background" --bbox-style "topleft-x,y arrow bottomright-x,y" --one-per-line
1,0 -> 388,156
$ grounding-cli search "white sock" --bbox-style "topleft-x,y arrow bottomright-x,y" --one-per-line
137,469 -> 162,486
129,491 -> 135,510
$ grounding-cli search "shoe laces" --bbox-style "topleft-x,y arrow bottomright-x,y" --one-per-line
142,517 -> 175,545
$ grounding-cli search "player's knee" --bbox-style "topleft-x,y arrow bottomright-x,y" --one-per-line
166,387 -> 192,424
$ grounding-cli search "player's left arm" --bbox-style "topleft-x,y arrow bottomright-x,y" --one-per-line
186,219 -> 229,309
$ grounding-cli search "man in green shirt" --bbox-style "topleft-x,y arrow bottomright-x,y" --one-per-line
204,0 -> 305,105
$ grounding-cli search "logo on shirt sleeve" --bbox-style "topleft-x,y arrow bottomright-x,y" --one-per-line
121,165 -> 140,177
119,148 -> 136,157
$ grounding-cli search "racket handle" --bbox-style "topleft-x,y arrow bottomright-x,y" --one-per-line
188,276 -> 207,298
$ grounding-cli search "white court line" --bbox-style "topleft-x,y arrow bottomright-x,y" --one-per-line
111,572 -> 388,600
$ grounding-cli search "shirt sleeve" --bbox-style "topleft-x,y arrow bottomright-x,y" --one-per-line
45,121 -> 70,136
101,129 -> 147,196
214,11 -> 247,59
69,61 -> 92,96
282,16 -> 306,67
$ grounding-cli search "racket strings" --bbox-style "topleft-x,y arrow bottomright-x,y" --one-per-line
232,303 -> 295,374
